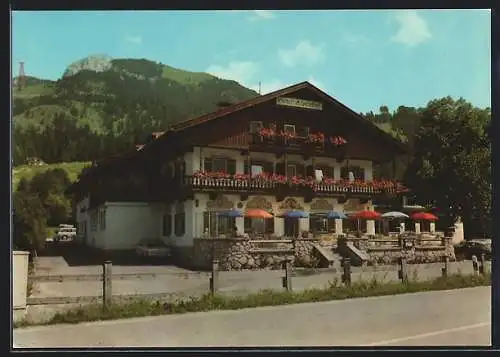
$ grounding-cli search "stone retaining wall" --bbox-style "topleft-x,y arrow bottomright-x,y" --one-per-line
338,236 -> 455,266
192,237 -> 337,271
190,236 -> 455,271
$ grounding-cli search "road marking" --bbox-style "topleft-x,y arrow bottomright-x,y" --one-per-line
364,322 -> 491,346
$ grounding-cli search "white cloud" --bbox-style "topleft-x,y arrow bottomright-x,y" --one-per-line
278,40 -> 325,67
249,10 -> 276,21
206,61 -> 288,95
391,10 -> 431,47
206,61 -> 260,85
125,35 -> 142,44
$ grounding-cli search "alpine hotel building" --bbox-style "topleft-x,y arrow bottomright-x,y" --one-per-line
70,81 -> 408,264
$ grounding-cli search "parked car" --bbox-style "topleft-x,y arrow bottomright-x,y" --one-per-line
54,224 -> 77,243
135,239 -> 172,258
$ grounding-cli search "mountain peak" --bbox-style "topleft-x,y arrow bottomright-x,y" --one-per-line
63,54 -> 113,78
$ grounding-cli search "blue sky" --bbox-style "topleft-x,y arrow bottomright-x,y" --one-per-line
12,10 -> 491,113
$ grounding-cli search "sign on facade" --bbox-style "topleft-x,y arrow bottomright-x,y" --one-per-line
276,97 -> 323,111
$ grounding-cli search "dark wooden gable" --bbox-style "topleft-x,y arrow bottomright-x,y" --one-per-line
156,82 -> 407,162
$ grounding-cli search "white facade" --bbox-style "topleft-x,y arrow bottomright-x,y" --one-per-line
76,202 -> 164,250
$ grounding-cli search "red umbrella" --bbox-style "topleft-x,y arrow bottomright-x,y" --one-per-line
349,210 -> 381,235
411,212 -> 438,221
350,210 -> 381,220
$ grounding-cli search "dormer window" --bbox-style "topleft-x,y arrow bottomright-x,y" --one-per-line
284,124 -> 296,135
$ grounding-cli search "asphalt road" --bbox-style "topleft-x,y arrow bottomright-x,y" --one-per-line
14,287 -> 491,348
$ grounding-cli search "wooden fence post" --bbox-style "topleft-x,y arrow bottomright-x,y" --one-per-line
471,255 -> 479,276
479,254 -> 485,275
398,257 -> 408,284
102,260 -> 112,308
341,257 -> 351,286
281,259 -> 292,292
441,255 -> 449,278
210,259 -> 219,294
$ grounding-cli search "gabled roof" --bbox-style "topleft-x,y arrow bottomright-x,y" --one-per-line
154,81 -> 407,153
77,81 -> 408,186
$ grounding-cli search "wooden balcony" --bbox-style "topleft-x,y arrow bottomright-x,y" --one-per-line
182,175 -> 407,200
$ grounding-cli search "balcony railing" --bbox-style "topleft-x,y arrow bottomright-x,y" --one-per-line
187,176 -> 277,192
184,172 -> 407,197
249,132 -> 348,155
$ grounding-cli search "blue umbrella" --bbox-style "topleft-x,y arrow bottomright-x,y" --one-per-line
326,211 -> 348,219
280,210 -> 309,218
216,209 -> 243,217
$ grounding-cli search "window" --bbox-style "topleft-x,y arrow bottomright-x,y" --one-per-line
341,166 -> 365,180
251,165 -> 263,177
245,161 -> 274,175
162,214 -> 172,237
174,213 -> 186,236
286,164 -> 297,177
249,121 -> 263,133
284,124 -> 296,135
212,158 -> 227,173
204,212 -> 236,236
344,219 -> 366,233
317,166 -> 335,179
299,126 -> 310,137
310,216 -> 336,234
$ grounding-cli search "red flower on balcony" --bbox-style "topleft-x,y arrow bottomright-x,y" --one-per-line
308,132 -> 325,144
193,170 -> 208,178
259,127 -> 276,138
279,131 -> 297,140
234,173 -> 249,181
330,136 -> 348,146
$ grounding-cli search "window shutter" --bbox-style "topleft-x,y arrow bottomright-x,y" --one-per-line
275,162 -> 285,175
341,166 -> 348,179
328,167 -> 335,179
244,162 -> 249,175
244,217 -> 252,233
227,159 -> 236,175
204,158 -> 213,172
265,218 -> 274,233
295,164 -> 305,177
306,165 -> 314,177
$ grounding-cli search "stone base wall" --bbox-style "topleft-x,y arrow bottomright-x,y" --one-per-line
367,247 -> 455,265
189,236 -> 455,271
192,237 -> 337,271
193,238 -> 294,271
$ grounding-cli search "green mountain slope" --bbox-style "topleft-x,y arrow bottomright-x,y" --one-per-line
13,55 -> 259,166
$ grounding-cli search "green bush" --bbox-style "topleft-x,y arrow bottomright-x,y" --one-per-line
14,272 -> 490,328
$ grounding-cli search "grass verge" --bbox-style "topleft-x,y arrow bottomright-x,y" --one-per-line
14,272 -> 490,328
